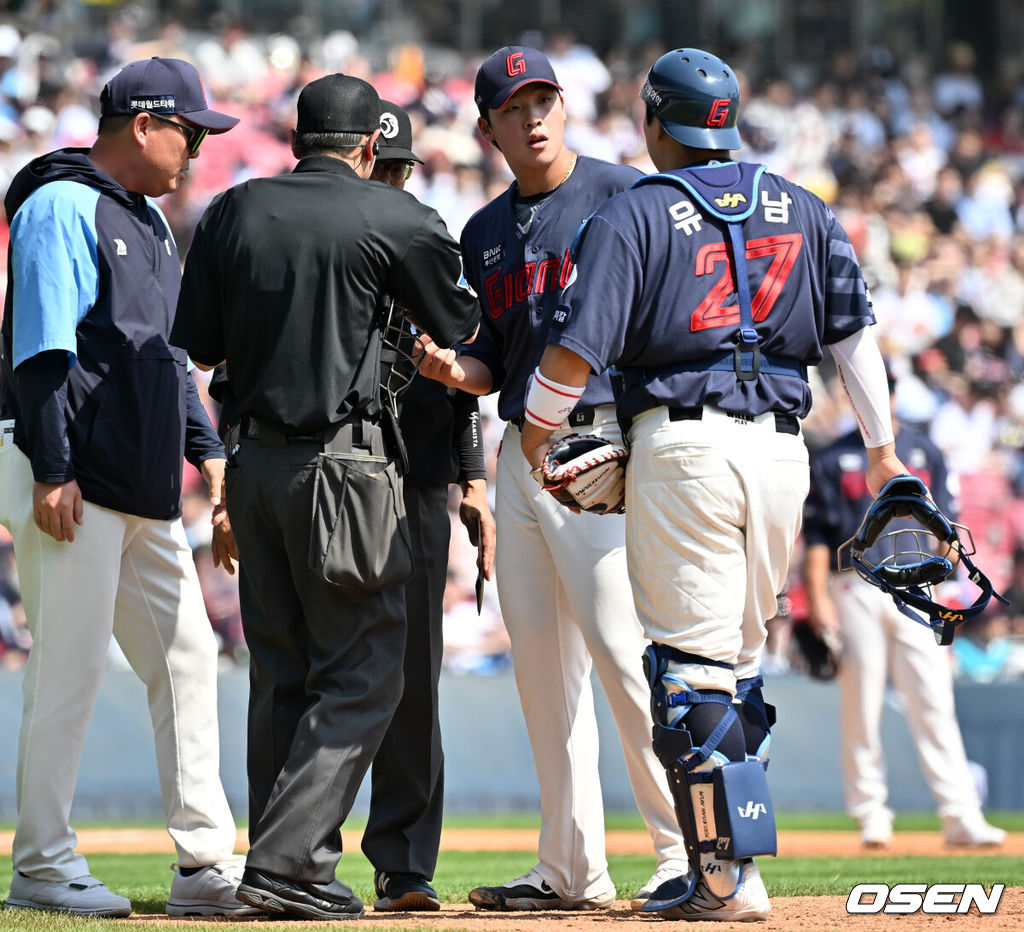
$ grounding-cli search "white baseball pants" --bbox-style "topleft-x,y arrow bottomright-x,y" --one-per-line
626,406 -> 810,691
832,574 -> 986,822
497,408 -> 687,902
0,442 -> 238,881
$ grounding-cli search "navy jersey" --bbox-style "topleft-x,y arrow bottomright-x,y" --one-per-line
459,155 -> 642,422
549,160 -> 875,422
804,424 -> 955,572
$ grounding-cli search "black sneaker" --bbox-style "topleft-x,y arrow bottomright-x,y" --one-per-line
468,867 -> 614,911
235,867 -> 364,920
373,871 -> 441,911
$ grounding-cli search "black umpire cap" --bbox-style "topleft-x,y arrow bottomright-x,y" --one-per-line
296,73 -> 380,134
377,100 -> 423,163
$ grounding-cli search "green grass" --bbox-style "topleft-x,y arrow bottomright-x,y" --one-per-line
1,814 -> 1020,930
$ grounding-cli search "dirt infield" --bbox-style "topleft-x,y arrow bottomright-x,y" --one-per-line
2,826 -> 1021,858
2,829 -> 1020,931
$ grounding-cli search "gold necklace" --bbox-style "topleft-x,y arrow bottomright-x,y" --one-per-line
557,152 -> 577,187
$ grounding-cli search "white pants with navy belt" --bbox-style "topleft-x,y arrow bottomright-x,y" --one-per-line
0,442 -> 238,881
832,574 -> 985,823
497,406 -> 687,901
626,405 -> 810,692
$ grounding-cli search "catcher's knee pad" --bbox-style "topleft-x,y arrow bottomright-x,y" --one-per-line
643,645 -> 777,905
736,675 -> 777,763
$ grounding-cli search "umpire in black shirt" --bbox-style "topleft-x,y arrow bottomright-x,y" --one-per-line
171,74 -> 480,920
362,100 -> 496,913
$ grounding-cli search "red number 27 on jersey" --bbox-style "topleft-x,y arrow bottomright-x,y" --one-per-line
691,233 -> 803,332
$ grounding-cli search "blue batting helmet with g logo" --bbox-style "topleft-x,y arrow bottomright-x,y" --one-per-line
640,48 -> 742,150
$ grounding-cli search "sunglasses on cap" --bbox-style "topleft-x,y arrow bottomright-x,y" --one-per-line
137,109 -> 209,154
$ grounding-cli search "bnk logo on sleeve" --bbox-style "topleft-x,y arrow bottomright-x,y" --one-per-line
847,883 -> 1004,915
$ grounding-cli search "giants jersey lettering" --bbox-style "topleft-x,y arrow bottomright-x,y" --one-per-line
804,425 -> 955,571
549,161 -> 876,422
459,156 -> 642,421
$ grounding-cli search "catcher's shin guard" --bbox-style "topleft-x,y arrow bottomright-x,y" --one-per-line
643,645 -> 777,908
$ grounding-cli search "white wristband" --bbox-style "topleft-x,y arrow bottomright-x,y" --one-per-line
523,367 -> 585,429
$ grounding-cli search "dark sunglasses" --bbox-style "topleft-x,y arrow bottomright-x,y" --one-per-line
138,110 -> 208,154
372,161 -> 414,183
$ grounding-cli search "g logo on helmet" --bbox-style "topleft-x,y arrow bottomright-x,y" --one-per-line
380,112 -> 399,139
706,98 -> 731,127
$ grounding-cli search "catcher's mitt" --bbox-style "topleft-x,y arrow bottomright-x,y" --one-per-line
838,474 -> 1008,645
536,433 -> 629,515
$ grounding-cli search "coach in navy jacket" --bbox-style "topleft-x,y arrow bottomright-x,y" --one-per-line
0,58 -> 253,919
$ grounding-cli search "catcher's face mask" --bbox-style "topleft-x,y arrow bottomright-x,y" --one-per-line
838,474 -> 1008,645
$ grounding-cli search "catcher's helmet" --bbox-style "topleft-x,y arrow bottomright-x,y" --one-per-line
640,48 -> 741,150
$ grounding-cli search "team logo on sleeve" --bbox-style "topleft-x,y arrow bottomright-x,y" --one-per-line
482,244 -> 505,268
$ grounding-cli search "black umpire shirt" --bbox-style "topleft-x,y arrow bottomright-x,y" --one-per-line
171,156 -> 479,432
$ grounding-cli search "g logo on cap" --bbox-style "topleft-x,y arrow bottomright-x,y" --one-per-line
380,111 -> 399,139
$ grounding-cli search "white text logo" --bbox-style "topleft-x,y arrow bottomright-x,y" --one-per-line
114,238 -> 127,256
736,801 -> 767,820
846,883 -> 1004,915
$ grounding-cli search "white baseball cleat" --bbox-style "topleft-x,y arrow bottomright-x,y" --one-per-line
654,859 -> 770,922
942,815 -> 1006,847
5,872 -> 132,917
167,858 -> 265,916
859,810 -> 894,848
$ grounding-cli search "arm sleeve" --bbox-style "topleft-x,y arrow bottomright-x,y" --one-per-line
10,182 -> 100,368
171,200 -> 226,366
828,326 -> 895,448
184,372 -> 225,468
388,209 -> 481,348
12,350 -> 75,482
451,389 -> 486,482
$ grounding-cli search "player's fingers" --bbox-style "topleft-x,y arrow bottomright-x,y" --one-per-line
481,519 -> 496,580
61,508 -> 76,543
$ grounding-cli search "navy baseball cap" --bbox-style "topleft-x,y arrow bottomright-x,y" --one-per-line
474,46 -> 563,115
377,100 -> 423,163
100,57 -> 239,132
296,74 -> 380,134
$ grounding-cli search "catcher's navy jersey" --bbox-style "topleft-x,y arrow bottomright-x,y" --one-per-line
549,160 -> 875,422
459,155 -> 641,421
804,425 -> 955,571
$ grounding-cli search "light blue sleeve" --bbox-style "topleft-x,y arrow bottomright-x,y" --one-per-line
10,180 -> 100,369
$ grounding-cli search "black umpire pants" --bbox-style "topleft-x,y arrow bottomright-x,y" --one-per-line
227,436 -> 406,883
362,481 -> 450,878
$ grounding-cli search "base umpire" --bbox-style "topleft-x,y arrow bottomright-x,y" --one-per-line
170,74 -> 479,921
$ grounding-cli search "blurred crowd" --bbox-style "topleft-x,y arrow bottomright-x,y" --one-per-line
0,13 -> 1023,680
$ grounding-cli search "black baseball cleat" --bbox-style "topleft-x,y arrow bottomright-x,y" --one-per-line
235,867 -> 364,920
469,867 -> 614,911
373,870 -> 441,911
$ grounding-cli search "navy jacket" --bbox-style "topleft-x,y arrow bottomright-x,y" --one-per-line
1,148 -> 222,519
